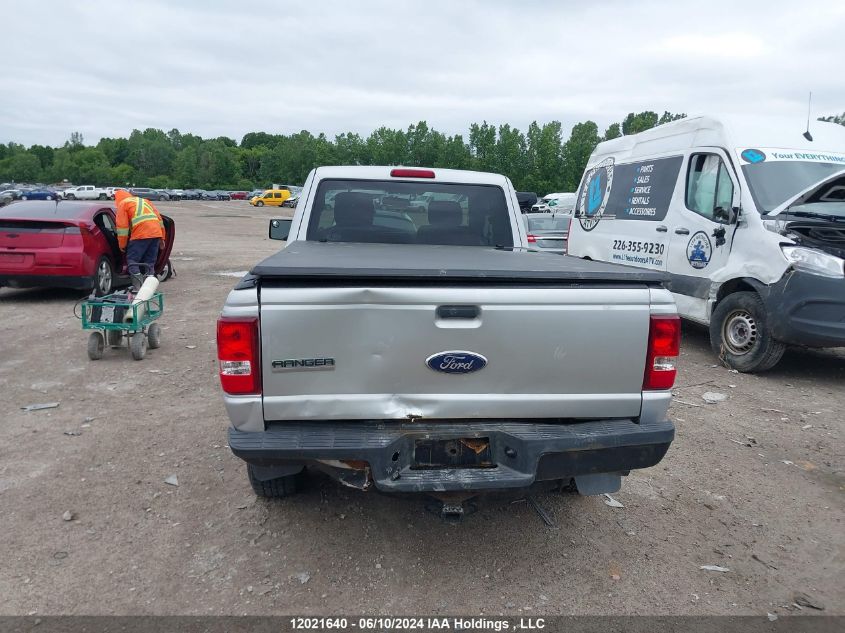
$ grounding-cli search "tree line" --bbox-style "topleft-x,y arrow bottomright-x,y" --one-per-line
818,112 -> 845,126
1,110 -> 710,195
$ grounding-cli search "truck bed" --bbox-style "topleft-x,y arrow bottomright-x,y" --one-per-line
249,241 -> 667,284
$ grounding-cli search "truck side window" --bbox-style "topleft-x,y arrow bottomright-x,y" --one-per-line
686,154 -> 734,223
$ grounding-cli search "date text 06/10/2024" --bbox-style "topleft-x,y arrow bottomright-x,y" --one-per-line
289,617 -> 547,631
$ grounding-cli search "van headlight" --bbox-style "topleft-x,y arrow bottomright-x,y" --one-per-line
781,246 -> 845,278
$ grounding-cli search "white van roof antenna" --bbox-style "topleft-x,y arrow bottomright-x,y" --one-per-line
803,92 -> 814,142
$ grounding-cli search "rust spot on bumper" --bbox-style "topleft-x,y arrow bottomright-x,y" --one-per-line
460,438 -> 489,454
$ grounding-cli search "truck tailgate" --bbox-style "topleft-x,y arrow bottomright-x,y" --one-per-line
259,284 -> 650,421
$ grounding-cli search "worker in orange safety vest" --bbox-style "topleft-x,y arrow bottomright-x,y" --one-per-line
114,189 -> 166,290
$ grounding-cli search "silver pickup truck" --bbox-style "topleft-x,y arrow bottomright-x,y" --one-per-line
217,166 -> 679,511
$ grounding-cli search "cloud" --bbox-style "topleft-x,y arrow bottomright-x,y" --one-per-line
655,34 -> 767,59
1,0 -> 843,146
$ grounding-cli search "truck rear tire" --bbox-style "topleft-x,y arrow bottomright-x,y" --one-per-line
709,291 -> 785,373
247,464 -> 303,498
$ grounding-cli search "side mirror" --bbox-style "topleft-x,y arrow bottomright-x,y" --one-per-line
269,218 -> 292,241
714,205 -> 739,225
729,205 -> 740,224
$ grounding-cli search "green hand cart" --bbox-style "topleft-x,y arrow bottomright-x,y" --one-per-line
81,292 -> 164,360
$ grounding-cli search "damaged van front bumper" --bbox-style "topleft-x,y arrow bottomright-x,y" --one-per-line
228,418 -> 674,494
761,270 -> 845,347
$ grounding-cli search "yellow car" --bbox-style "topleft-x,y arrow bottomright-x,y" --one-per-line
250,189 -> 291,207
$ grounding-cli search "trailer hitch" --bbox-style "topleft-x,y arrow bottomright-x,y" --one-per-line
425,492 -> 478,523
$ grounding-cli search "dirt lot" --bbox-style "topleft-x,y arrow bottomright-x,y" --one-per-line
0,200 -> 842,616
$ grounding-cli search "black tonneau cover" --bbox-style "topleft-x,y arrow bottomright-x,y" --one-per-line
249,241 -> 666,284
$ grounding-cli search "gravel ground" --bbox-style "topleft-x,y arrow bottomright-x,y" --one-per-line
0,200 -> 842,616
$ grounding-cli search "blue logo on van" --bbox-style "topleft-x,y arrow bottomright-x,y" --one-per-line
741,149 -> 766,164
687,231 -> 712,269
577,158 -> 614,232
587,172 -> 604,214
426,351 -> 487,374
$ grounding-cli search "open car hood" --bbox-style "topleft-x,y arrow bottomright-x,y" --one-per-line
769,168 -> 845,216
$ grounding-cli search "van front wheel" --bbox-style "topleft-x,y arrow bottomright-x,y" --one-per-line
709,291 -> 785,372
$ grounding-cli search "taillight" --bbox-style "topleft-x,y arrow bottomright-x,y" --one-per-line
643,314 -> 680,390
390,168 -> 435,178
527,234 -> 537,243
217,317 -> 260,395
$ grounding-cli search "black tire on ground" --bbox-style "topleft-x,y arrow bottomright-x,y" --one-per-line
106,330 -> 123,347
66,194 -> 76,200
147,323 -> 161,349
709,291 -> 786,373
21,195 -> 28,200
247,464 -> 304,498
155,259 -> 173,282
130,333 -> 147,360
93,256 -> 114,296
87,332 -> 104,360
256,200 -> 264,207
98,193 -> 107,200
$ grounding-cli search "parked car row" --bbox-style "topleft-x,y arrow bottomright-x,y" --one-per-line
124,188 -> 285,202
1,188 -> 61,204
1,183 -> 303,206
111,188 -> 237,201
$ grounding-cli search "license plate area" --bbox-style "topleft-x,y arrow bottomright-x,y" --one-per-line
412,437 -> 494,469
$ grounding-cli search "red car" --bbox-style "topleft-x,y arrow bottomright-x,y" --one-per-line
228,191 -> 248,200
0,200 -> 175,295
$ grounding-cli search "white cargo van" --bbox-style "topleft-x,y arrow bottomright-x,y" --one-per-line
567,115 -> 845,372
531,192 -> 576,213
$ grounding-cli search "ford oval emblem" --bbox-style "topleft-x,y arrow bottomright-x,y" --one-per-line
426,350 -> 487,374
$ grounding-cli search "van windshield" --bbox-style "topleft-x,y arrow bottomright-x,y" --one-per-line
306,179 -> 513,247
741,159 -> 845,214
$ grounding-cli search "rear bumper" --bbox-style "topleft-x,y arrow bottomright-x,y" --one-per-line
761,270 -> 845,347
0,273 -> 91,290
228,418 -> 674,493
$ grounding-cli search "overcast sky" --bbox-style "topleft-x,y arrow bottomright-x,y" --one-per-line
3,0 -> 844,147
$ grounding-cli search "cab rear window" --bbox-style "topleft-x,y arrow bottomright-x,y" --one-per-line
306,179 -> 513,247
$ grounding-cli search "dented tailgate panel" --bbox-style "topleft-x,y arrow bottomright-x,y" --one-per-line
260,285 -> 650,421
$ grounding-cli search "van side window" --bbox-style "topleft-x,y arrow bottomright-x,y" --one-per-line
686,154 -> 734,223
